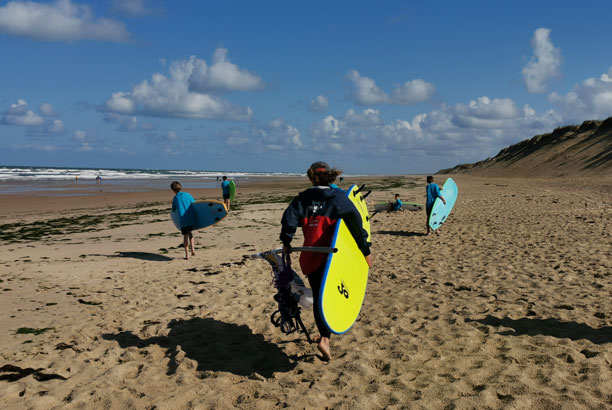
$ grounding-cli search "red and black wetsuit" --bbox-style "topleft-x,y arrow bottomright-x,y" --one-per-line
280,186 -> 371,337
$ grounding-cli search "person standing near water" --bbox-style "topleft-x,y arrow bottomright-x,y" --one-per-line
221,176 -> 231,211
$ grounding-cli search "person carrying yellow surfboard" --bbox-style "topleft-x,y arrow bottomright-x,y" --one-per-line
280,161 -> 372,361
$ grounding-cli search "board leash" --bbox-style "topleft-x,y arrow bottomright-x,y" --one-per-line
252,247 -> 335,344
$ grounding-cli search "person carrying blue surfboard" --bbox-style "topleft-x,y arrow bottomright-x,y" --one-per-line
171,181 -> 197,259
280,161 -> 372,361
426,175 -> 446,235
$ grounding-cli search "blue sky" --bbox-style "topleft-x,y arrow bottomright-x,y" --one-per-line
1,0 -> 612,174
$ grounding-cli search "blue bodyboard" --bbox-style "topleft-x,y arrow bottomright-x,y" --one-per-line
428,178 -> 458,231
171,201 -> 228,231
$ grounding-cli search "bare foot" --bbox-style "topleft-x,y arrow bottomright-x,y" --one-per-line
191,251 -> 196,256
317,337 -> 332,361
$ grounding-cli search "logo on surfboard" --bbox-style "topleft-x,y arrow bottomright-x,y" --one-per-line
337,282 -> 349,299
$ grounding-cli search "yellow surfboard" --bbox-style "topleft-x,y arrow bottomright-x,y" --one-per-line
320,184 -> 370,334
347,184 -> 371,241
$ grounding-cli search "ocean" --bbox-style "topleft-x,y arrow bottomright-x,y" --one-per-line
0,166 -> 301,194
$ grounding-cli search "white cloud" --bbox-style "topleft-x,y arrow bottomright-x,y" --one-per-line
343,108 -> 382,126
77,142 -> 92,151
12,142 -> 56,151
105,92 -> 135,114
522,28 -> 562,93
310,115 -> 357,152
310,96 -> 561,158
347,70 -> 436,105
39,102 -> 59,116
71,129 -> 97,152
251,118 -> 302,151
452,97 -> 521,128
72,130 -> 99,148
549,66 -> 612,122
104,112 -> 155,132
347,70 -> 388,105
1,99 -> 44,126
49,119 -> 64,133
390,79 -> 436,105
103,50 -> 256,121
309,94 -> 329,112
225,118 -> 303,152
0,0 -> 131,42
111,0 -> 158,17
73,130 -> 87,141
188,49 -> 264,93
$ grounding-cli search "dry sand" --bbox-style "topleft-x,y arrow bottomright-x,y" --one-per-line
1,175 -> 612,409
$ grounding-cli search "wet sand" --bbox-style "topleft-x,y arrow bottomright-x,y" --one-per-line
1,175 -> 612,409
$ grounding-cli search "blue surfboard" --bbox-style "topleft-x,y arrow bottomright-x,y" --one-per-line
428,178 -> 458,231
171,200 -> 228,231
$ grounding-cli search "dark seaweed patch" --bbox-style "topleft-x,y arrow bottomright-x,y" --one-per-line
16,327 -> 54,335
0,364 -> 67,382
0,205 -> 169,244
77,299 -> 102,306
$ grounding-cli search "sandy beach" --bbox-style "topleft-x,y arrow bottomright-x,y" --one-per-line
1,175 -> 612,409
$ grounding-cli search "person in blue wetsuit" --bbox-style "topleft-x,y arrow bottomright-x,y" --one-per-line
426,175 -> 446,234
221,176 -> 231,212
392,193 -> 403,211
171,181 -> 196,259
280,161 -> 372,361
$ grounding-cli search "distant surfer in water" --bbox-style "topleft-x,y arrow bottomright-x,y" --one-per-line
171,181 -> 197,259
280,161 -> 372,361
221,176 -> 231,211
426,176 -> 446,234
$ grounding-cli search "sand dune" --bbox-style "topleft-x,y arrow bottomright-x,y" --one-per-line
1,175 -> 612,409
440,117 -> 612,177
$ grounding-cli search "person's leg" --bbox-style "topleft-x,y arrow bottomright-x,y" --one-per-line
183,233 -> 190,259
307,268 -> 332,361
426,206 -> 432,234
189,232 -> 196,256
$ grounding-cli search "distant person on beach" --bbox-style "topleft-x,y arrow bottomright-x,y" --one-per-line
171,181 -> 196,260
330,176 -> 343,189
373,193 -> 403,217
75,175 -> 79,182
392,193 -> 403,211
280,161 -> 372,361
426,175 -> 446,234
96,175 -> 101,184
221,176 -> 231,211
